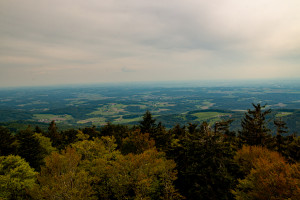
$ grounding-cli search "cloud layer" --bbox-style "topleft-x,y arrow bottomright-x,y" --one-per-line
1,0 -> 299,87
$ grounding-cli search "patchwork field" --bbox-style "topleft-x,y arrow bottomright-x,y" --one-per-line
0,81 -> 300,132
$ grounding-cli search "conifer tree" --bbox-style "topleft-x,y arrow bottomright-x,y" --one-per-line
239,103 -> 271,146
46,120 -> 62,148
274,118 -> 288,153
169,121 -> 237,200
153,122 -> 172,151
34,125 -> 43,134
139,110 -> 156,134
0,126 -> 16,156
16,127 -> 44,170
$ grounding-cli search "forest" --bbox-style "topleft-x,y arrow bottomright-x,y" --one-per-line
0,103 -> 299,200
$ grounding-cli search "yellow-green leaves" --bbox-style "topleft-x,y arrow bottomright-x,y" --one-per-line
0,155 -> 37,200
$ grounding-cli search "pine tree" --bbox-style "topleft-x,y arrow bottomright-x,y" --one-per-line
139,110 -> 156,134
274,118 -> 288,153
46,120 -> 62,148
169,121 -> 237,200
0,126 -> 16,156
16,127 -> 44,170
239,103 -> 271,146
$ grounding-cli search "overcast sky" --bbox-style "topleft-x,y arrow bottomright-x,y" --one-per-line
0,0 -> 299,87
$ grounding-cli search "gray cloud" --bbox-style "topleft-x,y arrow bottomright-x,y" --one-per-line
0,0 -> 300,87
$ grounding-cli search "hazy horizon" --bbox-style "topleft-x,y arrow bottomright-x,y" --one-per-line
1,78 -> 300,90
1,1 -> 300,87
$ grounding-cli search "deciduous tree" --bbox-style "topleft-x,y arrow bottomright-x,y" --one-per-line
0,155 -> 37,200
32,147 -> 95,200
233,146 -> 300,200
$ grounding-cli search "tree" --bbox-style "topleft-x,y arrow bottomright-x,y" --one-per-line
61,128 -> 80,148
72,136 -> 121,199
100,122 -> 130,147
153,122 -> 172,151
81,125 -> 101,139
16,127 -> 44,170
285,136 -> 300,163
140,110 -> 156,135
31,147 -> 95,200
168,122 -> 237,200
0,126 -> 16,156
46,120 -> 62,148
233,146 -> 300,200
239,103 -> 271,146
108,149 -> 183,200
274,118 -> 288,153
72,136 -> 182,199
121,129 -> 155,154
0,155 -> 37,200
34,133 -> 56,159
34,125 -> 43,134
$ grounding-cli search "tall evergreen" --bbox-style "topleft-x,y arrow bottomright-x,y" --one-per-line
0,126 -> 16,156
139,110 -> 156,134
46,120 -> 62,148
168,122 -> 237,200
239,103 -> 271,146
274,118 -> 288,153
16,127 -> 44,170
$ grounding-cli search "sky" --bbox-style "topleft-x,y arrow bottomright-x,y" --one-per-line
0,0 -> 300,87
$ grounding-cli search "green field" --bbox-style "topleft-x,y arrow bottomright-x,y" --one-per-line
115,116 -> 143,124
77,117 -> 107,125
192,112 -> 231,122
88,104 -> 127,116
275,112 -> 293,117
33,114 -> 73,123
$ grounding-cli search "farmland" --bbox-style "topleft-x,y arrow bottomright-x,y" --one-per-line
0,80 -> 300,133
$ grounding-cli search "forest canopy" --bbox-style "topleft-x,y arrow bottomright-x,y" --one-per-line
0,104 -> 299,199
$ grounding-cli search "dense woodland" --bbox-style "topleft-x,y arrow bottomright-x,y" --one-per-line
0,103 -> 300,199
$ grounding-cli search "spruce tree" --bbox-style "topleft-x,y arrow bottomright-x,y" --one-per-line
239,103 -> 271,146
0,126 -> 16,156
46,120 -> 62,148
274,118 -> 288,153
16,127 -> 44,170
139,110 -> 156,134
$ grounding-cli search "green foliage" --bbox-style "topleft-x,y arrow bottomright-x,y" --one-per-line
239,103 -> 272,146
0,102 -> 299,199
0,126 -> 16,156
72,136 -> 182,199
81,125 -> 101,139
121,130 -> 155,154
31,147 -> 95,200
60,128 -> 80,148
168,122 -> 237,200
140,110 -> 156,134
108,149 -> 183,200
273,118 -> 289,153
285,136 -> 300,162
72,136 -> 120,199
33,133 -> 56,158
46,120 -> 62,148
16,127 -> 44,170
0,155 -> 37,200
152,122 -> 172,151
100,122 -> 130,147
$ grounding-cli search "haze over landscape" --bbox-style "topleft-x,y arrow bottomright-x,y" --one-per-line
2,2 -> 300,199
1,0 -> 300,87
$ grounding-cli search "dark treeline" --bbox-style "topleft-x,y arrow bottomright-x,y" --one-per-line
0,103 -> 299,199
